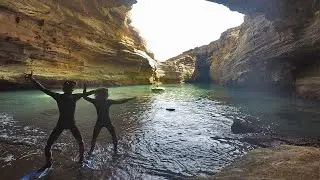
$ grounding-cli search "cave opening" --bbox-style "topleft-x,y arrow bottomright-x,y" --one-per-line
129,0 -> 244,62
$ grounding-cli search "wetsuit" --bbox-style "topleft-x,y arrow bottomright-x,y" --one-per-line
84,94 -> 134,153
84,97 -> 118,153
31,79 -> 84,165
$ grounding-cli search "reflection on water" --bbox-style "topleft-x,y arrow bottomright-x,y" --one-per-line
1,84 -> 320,179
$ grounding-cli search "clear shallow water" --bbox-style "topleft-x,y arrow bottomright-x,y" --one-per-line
1,84 -> 320,179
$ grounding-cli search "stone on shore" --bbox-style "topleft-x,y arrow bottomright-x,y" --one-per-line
215,145 -> 320,180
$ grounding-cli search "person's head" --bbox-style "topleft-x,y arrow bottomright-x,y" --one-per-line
94,88 -> 109,100
62,81 -> 76,94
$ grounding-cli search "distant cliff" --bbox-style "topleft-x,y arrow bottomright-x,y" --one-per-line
0,0 -> 155,90
156,54 -> 195,84
168,0 -> 320,100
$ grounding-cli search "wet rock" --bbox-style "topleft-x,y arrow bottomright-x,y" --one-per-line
215,145 -> 320,180
296,77 -> 320,101
231,119 -> 259,134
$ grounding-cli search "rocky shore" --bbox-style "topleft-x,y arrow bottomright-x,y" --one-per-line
206,118 -> 320,180
214,145 -> 320,180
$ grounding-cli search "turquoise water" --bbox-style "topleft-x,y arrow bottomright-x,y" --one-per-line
1,84 -> 320,179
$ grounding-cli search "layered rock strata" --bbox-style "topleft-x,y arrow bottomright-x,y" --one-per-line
215,145 -> 320,180
0,0 -> 155,90
168,0 -> 320,99
156,54 -> 196,84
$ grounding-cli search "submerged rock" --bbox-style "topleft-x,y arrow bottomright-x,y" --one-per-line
231,119 -> 259,134
151,87 -> 165,93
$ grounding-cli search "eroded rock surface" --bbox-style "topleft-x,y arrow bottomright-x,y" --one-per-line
0,0 -> 154,89
157,53 -> 196,83
170,0 -> 320,99
215,145 -> 320,180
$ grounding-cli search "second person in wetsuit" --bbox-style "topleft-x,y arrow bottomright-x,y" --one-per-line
83,85 -> 135,154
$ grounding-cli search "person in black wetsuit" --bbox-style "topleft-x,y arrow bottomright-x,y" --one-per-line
25,72 -> 85,170
83,85 -> 135,154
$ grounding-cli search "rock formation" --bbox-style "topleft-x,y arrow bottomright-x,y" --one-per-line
231,119 -> 260,134
156,53 -> 196,84
215,145 -> 320,180
169,0 -> 320,100
0,0 -> 155,90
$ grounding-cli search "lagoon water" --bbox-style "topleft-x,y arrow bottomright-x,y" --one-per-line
1,84 -> 320,179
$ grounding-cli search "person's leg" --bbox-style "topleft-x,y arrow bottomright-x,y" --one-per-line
106,124 -> 118,153
44,127 -> 63,168
69,126 -> 84,163
89,125 -> 102,154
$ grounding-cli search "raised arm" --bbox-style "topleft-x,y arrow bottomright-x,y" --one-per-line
25,72 -> 58,98
82,84 -> 96,103
108,97 -> 136,105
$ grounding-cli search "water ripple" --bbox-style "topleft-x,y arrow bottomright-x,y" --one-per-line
1,84 -> 320,179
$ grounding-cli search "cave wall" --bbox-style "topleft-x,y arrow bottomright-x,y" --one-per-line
157,52 -> 196,84
168,0 -> 320,99
0,0 -> 154,90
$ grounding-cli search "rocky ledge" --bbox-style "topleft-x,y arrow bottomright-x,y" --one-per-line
0,0 -> 155,90
209,129 -> 320,180
215,145 -> 320,180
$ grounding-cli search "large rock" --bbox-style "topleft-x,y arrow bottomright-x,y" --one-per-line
215,145 -> 320,180
171,0 -> 320,99
231,119 -> 259,134
0,0 -> 155,90
157,54 -> 196,83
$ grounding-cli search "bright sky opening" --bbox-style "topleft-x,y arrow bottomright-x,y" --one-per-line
130,0 -> 244,61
